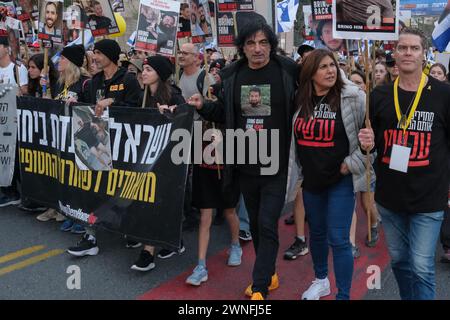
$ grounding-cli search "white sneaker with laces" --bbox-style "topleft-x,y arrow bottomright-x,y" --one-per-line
301,278 -> 331,300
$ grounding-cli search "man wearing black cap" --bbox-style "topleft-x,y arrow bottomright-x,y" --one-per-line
385,52 -> 398,81
87,39 -> 141,116
68,39 -> 141,257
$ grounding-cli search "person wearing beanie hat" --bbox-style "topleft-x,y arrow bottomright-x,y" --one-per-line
94,39 -> 121,65
61,44 -> 85,67
131,55 -> 185,271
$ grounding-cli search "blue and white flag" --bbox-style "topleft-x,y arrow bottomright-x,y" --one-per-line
127,31 -> 136,48
276,0 -> 299,33
432,0 -> 450,52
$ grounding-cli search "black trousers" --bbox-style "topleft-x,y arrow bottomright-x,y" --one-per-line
441,206 -> 450,249
239,170 -> 287,296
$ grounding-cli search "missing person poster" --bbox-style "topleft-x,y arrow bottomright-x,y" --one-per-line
217,0 -> 254,12
135,0 -> 180,57
38,0 -> 64,43
216,11 -> 235,47
332,0 -> 399,40
189,0 -> 213,43
13,0 -> 39,21
303,4 -> 314,40
312,0 -> 332,21
177,0 -> 191,38
79,0 -> 119,37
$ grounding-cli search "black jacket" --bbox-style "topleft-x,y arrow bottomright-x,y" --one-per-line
54,75 -> 90,103
86,67 -> 141,108
138,85 -> 185,109
198,54 -> 299,187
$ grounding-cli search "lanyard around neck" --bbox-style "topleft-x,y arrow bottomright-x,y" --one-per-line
393,73 -> 426,136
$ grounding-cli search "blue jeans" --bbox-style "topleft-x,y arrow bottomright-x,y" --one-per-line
377,204 -> 444,300
237,194 -> 250,232
303,175 -> 355,300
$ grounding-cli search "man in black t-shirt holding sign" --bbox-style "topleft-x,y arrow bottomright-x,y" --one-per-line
187,21 -> 298,300
359,28 -> 450,300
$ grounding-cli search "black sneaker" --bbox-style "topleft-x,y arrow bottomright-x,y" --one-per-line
17,203 -> 47,213
131,250 -> 155,271
67,234 -> 99,257
283,237 -> 309,260
0,193 -> 21,208
365,226 -> 379,248
158,242 -> 186,259
239,230 -> 252,241
126,240 -> 142,249
284,214 -> 295,225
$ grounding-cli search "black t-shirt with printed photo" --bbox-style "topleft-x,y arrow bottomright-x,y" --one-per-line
233,60 -> 287,176
295,96 -> 349,192
370,76 -> 450,214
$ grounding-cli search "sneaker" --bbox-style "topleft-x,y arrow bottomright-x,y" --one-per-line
227,245 -> 242,266
131,250 -> 155,272
284,214 -> 295,225
284,237 -> 309,260
55,212 -> 66,222
186,265 -> 208,286
60,219 -> 74,232
158,242 -> 185,259
301,278 -> 331,300
71,223 -> 86,234
441,248 -> 450,263
365,225 -> 379,248
239,230 -> 252,241
250,292 -> 265,300
245,273 -> 279,297
352,245 -> 361,259
17,203 -> 47,213
67,234 -> 99,257
0,194 -> 21,208
36,208 -> 58,222
126,240 -> 143,249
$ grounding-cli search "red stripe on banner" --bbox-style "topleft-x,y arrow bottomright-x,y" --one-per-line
297,140 -> 335,148
139,201 -> 390,300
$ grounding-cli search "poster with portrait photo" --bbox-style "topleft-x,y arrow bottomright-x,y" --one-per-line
38,0 -> 64,43
303,5 -> 314,40
241,85 -> 271,118
72,105 -> 113,171
216,11 -> 235,47
7,27 -> 20,63
177,0 -> 191,38
79,0 -> 119,37
63,4 -> 88,43
13,0 -> 39,21
136,0 -> 180,57
311,0 -> 332,21
217,0 -> 254,12
189,0 -> 213,43
332,0 -> 399,41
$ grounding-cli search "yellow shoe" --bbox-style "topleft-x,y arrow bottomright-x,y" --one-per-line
250,292 -> 265,300
245,273 -> 279,297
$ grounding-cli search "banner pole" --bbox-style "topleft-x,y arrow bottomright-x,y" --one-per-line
363,39 -> 372,243
43,46 -> 50,98
142,85 -> 148,108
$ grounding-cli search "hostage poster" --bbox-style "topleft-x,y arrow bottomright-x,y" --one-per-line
136,0 -> 180,56
217,0 -> 254,12
18,97 -> 194,250
216,11 -> 235,47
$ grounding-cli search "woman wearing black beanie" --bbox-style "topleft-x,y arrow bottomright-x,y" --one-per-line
53,44 -> 90,103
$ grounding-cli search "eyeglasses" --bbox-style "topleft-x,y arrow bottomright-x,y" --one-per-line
396,45 -> 422,54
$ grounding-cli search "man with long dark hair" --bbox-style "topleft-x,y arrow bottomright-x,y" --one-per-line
188,20 -> 298,300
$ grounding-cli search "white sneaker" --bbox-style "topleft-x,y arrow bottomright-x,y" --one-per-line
301,278 -> 331,300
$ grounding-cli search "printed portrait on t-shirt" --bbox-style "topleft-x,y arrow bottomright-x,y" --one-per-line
240,85 -> 271,117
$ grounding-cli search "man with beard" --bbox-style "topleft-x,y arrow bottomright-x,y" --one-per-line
89,1 -> 112,30
178,3 -> 191,33
156,11 -> 177,52
43,1 -> 58,35
198,3 -> 211,35
241,86 -> 271,116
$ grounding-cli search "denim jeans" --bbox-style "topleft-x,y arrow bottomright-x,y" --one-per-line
237,194 -> 250,233
377,204 -> 444,300
303,175 -> 355,300
239,171 -> 287,296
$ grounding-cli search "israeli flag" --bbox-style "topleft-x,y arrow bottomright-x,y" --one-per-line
127,31 -> 136,48
432,3 -> 450,52
276,0 -> 299,33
